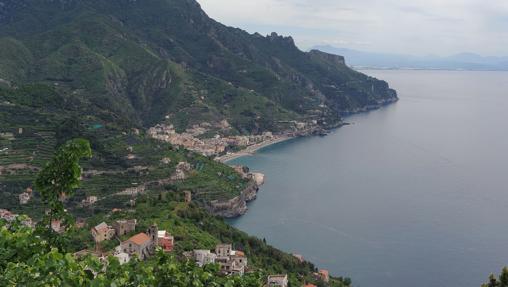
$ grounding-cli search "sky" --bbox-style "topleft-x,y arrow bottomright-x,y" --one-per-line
197,0 -> 508,57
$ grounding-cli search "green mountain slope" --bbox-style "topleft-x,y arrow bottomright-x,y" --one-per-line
0,0 -> 396,133
0,1 -> 397,285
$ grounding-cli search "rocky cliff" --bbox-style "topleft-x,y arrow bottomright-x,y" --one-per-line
207,181 -> 259,218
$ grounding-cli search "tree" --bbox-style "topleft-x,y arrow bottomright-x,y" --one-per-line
34,138 -> 92,249
483,268 -> 508,287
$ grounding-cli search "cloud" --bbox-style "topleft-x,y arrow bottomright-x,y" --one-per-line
197,0 -> 508,56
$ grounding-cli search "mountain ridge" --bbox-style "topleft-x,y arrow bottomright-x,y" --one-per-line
0,0 -> 397,134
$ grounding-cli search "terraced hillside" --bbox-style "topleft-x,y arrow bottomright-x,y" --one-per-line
0,84 -> 249,218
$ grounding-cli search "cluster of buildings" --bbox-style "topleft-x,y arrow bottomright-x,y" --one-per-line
148,123 -> 276,157
171,161 -> 193,181
91,219 -> 138,243
90,220 -> 174,264
0,209 -> 33,227
115,225 -> 174,263
187,243 -> 248,276
81,195 -> 98,207
19,187 -> 32,205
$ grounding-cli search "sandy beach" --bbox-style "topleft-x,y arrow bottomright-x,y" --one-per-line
216,135 -> 293,163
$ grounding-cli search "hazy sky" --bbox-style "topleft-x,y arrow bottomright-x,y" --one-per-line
197,0 -> 508,57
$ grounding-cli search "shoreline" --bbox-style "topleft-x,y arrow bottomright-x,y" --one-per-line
216,135 -> 294,163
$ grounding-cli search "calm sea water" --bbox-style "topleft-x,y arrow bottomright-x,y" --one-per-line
228,70 -> 508,287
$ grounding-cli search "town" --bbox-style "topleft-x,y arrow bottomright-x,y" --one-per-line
147,119 -> 328,160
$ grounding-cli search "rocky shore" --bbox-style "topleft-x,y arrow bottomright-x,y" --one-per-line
206,180 -> 260,218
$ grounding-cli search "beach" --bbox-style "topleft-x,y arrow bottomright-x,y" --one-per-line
216,135 -> 293,163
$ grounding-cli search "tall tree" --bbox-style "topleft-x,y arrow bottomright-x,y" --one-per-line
34,138 -> 92,249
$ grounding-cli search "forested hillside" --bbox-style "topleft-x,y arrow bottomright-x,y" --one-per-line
0,0 -> 396,133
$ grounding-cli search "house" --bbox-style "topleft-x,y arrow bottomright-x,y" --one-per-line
157,230 -> 174,252
120,225 -> 158,260
0,209 -> 33,227
304,284 -> 317,287
19,192 -> 31,205
112,219 -> 137,236
215,256 -> 245,276
177,161 -> 192,172
121,233 -> 151,260
318,270 -> 329,283
82,196 -> 98,206
75,218 -> 86,229
230,250 -> 248,271
215,244 -> 248,276
51,219 -> 63,233
267,274 -> 288,287
171,169 -> 186,181
91,222 -> 115,242
193,250 -> 217,267
0,209 -> 16,222
215,243 -> 232,257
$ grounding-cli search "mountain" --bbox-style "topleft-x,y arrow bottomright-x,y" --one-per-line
314,45 -> 508,71
0,0 -> 396,134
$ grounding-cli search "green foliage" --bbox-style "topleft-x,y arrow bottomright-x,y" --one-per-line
0,144 -> 350,287
34,138 -> 92,247
0,0 -> 396,132
483,268 -> 508,287
0,220 -> 264,287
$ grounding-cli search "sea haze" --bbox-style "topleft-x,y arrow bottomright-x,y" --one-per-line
313,46 -> 508,71
228,70 -> 508,287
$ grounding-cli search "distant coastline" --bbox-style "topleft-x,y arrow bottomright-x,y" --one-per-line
313,45 -> 508,72
355,67 -> 508,72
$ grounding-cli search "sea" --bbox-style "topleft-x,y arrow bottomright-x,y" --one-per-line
228,70 -> 508,287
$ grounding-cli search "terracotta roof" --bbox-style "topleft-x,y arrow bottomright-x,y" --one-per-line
234,251 -> 245,257
304,284 -> 317,287
127,233 -> 150,245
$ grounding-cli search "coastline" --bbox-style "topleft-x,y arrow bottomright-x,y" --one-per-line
216,135 -> 294,163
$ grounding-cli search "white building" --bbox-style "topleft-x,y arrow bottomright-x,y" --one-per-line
82,196 -> 98,206
215,244 -> 248,276
19,192 -> 31,205
267,274 -> 289,287
194,250 -> 217,267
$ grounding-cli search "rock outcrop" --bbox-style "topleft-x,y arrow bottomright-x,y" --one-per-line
207,181 -> 259,218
